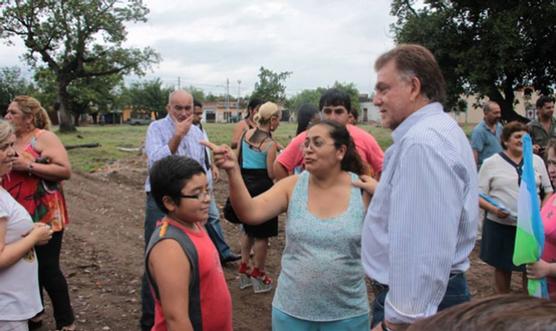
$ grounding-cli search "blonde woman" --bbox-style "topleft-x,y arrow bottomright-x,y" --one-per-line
3,96 -> 74,331
0,120 -> 53,330
234,101 -> 281,294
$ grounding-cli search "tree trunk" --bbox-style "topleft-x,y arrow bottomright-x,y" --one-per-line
488,82 -> 528,124
74,113 -> 81,127
57,80 -> 76,132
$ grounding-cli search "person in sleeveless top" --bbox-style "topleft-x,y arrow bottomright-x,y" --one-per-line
479,121 -> 552,294
206,120 -> 372,330
236,102 -> 281,294
146,156 -> 232,331
3,96 -> 75,330
0,120 -> 53,331
231,98 -> 264,150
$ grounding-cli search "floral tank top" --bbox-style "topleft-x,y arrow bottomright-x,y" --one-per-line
2,130 -> 69,232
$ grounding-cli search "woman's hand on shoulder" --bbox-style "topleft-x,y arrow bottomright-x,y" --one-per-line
352,174 -> 378,195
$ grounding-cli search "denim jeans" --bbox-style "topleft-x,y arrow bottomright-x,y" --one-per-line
205,197 -> 235,260
370,273 -> 470,327
140,193 -> 165,331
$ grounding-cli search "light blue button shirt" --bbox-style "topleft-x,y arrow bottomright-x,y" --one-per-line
361,102 -> 479,324
144,115 -> 208,192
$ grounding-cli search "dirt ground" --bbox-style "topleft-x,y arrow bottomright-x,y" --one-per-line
35,155 -> 524,331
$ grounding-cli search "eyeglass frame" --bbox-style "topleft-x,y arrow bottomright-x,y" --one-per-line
178,191 -> 211,201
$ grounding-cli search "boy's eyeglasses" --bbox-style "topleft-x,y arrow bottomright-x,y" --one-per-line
179,191 -> 210,200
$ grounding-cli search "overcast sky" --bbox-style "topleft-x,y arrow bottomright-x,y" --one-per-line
0,0 -> 397,98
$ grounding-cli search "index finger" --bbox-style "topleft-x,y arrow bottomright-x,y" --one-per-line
200,140 -> 219,151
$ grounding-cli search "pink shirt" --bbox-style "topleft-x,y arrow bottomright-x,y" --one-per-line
541,194 -> 556,301
276,124 -> 384,176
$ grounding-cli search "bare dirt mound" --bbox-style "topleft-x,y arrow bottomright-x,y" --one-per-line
36,156 -> 522,330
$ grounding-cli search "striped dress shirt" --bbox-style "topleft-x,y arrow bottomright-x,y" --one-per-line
361,102 -> 479,324
144,115 -> 208,192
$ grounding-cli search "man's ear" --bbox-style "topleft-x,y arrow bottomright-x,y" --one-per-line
409,76 -> 423,102
162,195 -> 176,212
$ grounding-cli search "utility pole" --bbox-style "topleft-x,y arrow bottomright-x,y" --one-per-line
225,78 -> 230,112
177,76 -> 181,89
237,80 -> 241,111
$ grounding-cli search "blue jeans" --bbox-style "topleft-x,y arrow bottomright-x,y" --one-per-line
370,273 -> 470,327
140,193 -> 235,331
205,197 -> 236,260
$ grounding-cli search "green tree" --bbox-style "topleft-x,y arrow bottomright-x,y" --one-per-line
251,67 -> 292,104
35,68 -> 126,125
0,0 -> 160,132
391,0 -> 556,120
124,78 -> 173,119
188,86 -> 205,103
0,66 -> 36,111
288,81 -> 360,113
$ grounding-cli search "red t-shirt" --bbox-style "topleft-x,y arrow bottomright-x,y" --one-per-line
276,124 -> 384,176
152,219 -> 233,331
541,194 -> 556,301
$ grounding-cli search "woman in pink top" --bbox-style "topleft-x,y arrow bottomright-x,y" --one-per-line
527,139 -> 556,300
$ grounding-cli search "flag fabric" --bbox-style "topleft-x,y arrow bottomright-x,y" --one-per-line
513,133 -> 549,298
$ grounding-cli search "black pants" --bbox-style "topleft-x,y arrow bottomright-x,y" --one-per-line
35,230 -> 74,329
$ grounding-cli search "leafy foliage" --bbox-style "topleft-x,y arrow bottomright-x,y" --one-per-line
123,78 -> 173,119
391,0 -> 556,120
0,0 -> 160,131
251,67 -> 292,104
0,66 -> 35,111
287,81 -> 361,112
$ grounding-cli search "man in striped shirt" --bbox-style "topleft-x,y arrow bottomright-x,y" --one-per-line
361,44 -> 479,331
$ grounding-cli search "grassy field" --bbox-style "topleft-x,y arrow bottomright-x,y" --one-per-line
58,122 -> 394,173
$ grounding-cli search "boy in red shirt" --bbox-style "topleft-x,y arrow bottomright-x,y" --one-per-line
145,155 -> 232,331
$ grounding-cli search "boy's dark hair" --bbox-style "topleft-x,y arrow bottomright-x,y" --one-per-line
194,99 -> 203,108
319,88 -> 352,113
536,95 -> 555,109
149,156 -> 206,214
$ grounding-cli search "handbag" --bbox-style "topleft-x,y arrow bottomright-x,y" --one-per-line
223,131 -> 245,224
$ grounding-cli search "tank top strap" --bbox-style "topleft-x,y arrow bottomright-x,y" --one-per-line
29,129 -> 46,152
288,171 -> 310,213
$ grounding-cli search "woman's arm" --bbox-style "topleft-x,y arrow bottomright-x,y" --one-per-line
266,141 -> 278,180
479,197 -> 510,218
0,219 -> 52,269
230,121 -> 246,150
149,240 -> 194,331
205,142 -> 293,224
18,131 -> 72,182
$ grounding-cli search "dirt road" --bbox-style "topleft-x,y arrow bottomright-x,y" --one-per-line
36,155 -> 519,330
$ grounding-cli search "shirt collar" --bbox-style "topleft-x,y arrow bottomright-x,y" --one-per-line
392,102 -> 443,143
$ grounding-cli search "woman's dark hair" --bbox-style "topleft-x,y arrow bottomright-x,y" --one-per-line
149,155 -> 206,214
245,98 -> 264,119
296,103 -> 319,135
500,121 -> 528,149
407,294 -> 556,331
311,120 -> 363,175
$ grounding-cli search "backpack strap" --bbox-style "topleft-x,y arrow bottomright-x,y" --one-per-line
145,221 -> 202,331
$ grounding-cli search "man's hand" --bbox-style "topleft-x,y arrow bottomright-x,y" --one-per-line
174,114 -> 193,138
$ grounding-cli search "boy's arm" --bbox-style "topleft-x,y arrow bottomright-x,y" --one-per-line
149,240 -> 194,331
